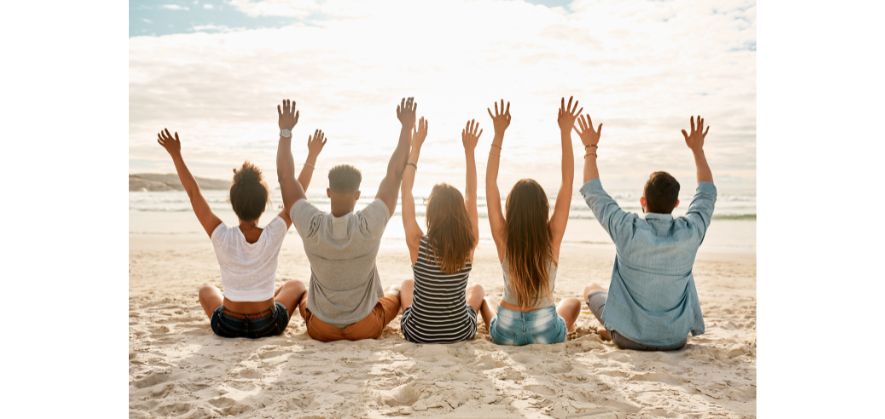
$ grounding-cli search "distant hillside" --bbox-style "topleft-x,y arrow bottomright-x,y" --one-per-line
130,173 -> 230,192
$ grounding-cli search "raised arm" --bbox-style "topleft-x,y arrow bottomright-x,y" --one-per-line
276,99 -> 306,218
275,129 -> 327,227
576,116 -> 636,245
575,113 -> 603,183
376,97 -> 418,215
297,129 -> 327,193
461,119 -> 482,259
401,117 -> 428,264
682,115 -> 713,183
485,99 -> 511,262
549,97 -> 582,257
156,129 -> 222,237
682,115 -> 716,238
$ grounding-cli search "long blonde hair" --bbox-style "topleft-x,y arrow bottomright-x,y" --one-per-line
504,179 -> 553,306
425,183 -> 475,274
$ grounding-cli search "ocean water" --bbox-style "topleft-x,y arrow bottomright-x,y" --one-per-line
129,189 -> 755,221
130,189 -> 755,254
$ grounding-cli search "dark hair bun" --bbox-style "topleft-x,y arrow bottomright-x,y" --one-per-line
230,161 -> 269,221
233,161 -> 264,184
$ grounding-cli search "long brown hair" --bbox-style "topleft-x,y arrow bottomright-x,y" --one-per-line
425,183 -> 475,274
504,179 -> 553,306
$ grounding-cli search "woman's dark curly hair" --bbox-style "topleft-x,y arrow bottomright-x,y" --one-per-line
230,161 -> 269,221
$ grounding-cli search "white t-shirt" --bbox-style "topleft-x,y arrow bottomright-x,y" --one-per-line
210,216 -> 288,302
290,198 -> 391,327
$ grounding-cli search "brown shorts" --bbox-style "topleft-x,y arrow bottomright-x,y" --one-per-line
298,294 -> 400,342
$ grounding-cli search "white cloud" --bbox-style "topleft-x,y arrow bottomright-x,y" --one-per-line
130,0 -> 755,196
191,24 -> 233,32
160,4 -> 190,11
228,0 -> 320,18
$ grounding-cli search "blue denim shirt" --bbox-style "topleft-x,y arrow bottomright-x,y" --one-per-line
580,179 -> 717,347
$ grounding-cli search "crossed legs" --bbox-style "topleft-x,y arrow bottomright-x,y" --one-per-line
198,279 -> 306,319
556,297 -> 582,333
400,279 -> 493,330
583,283 -> 611,341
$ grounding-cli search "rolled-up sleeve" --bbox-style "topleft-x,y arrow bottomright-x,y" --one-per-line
684,182 -> 717,239
580,179 -> 635,244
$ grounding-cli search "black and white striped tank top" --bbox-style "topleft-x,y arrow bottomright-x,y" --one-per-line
400,236 -> 477,343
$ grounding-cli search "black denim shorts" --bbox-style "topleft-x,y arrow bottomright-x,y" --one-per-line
210,302 -> 290,339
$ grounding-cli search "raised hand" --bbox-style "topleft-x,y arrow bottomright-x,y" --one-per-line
461,119 -> 482,152
307,129 -> 327,157
575,114 -> 603,148
557,96 -> 583,131
487,99 -> 511,136
397,97 -> 417,129
411,117 -> 428,149
157,128 -> 182,156
278,99 -> 300,130
681,115 -> 710,151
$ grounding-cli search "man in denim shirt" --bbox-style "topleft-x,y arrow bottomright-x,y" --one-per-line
574,114 -> 716,350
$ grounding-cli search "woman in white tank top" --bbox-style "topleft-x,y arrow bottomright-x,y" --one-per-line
156,109 -> 326,338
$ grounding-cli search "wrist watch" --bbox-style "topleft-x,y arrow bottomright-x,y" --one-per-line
280,128 -> 292,138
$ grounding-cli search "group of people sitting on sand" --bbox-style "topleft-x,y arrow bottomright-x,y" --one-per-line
155,95 -> 716,351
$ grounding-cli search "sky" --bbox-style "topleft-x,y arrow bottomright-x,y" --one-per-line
130,0 -> 755,198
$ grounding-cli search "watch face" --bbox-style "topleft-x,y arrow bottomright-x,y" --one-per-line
281,129 -> 291,137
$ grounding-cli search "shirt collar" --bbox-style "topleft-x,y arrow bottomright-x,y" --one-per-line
644,212 -> 674,221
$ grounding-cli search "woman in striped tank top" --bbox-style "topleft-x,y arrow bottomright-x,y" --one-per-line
398,119 -> 494,344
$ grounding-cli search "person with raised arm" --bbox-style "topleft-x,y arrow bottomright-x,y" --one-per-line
579,115 -> 717,351
156,122 -> 325,338
277,97 -> 419,342
398,118 -> 494,343
483,98 -> 583,346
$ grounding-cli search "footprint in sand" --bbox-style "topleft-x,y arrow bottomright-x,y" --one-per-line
285,393 -> 315,409
148,383 -> 175,398
149,325 -> 170,335
232,367 -> 262,379
542,362 -> 573,374
494,368 -> 525,383
257,346 -> 290,360
472,353 -> 507,370
382,382 -> 423,406
132,371 -> 171,389
208,396 -> 250,416
524,384 -> 558,397
155,401 -> 192,416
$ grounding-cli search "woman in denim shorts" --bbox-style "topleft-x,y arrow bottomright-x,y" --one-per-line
482,98 -> 583,346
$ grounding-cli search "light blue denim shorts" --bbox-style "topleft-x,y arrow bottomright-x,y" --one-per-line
489,305 -> 567,346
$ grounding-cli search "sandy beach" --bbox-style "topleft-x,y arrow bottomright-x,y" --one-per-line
129,206 -> 755,418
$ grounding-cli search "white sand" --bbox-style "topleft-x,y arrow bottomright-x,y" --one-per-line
130,221 -> 756,418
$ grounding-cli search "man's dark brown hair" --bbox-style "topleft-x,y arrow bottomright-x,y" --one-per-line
643,171 -> 680,214
230,161 -> 269,221
328,164 -> 362,192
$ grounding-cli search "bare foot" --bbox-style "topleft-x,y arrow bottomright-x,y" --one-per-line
596,326 -> 612,342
